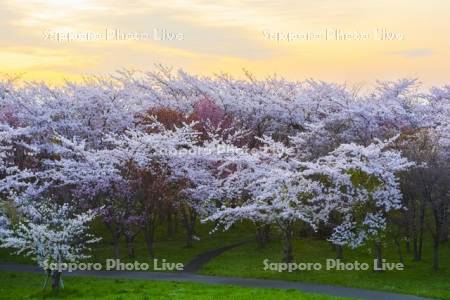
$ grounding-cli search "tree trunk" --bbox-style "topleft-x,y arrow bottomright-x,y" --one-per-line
410,199 -> 420,261
105,222 -> 122,259
432,207 -> 443,271
184,211 -> 196,249
281,223 -> 293,263
418,202 -> 425,260
113,239 -> 120,259
336,245 -> 344,259
404,194 -> 413,256
166,213 -> 175,237
174,214 -> 179,234
394,237 -> 404,264
412,202 -> 425,261
413,236 -> 420,261
144,225 -> 155,257
374,241 -> 383,272
145,233 -> 154,257
263,224 -> 270,244
256,224 -> 270,248
112,228 -> 121,258
51,271 -> 62,290
405,208 -> 411,254
433,239 -> 440,271
418,230 -> 424,260
440,206 -> 449,244
125,234 -> 135,258
181,205 -> 197,248
187,215 -> 196,248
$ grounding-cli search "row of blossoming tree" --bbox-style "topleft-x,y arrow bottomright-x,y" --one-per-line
0,68 -> 448,289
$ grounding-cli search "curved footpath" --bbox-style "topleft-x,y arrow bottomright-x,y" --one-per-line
183,240 -> 249,273
0,242 -> 432,300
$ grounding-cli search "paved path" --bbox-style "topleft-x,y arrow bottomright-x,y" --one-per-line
0,263 -> 430,300
183,240 -> 249,272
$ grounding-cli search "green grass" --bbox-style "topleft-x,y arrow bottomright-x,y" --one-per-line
0,271 -> 346,300
1,220 -> 448,299
200,235 -> 450,300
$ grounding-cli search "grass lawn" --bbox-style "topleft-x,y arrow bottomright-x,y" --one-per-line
201,235 -> 450,300
1,220 -> 448,299
0,271 -> 346,300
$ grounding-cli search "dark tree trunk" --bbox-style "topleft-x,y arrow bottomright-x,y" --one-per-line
413,202 -> 425,261
264,224 -> 271,243
418,202 -> 425,260
418,231 -> 424,260
281,223 -> 294,263
113,240 -> 120,258
405,207 -> 411,254
184,212 -> 197,249
105,222 -> 122,258
432,207 -> 443,271
410,199 -> 420,260
374,241 -> 383,272
394,237 -> 404,264
433,239 -> 440,271
173,214 -> 179,234
144,224 -> 156,258
185,231 -> 193,248
166,213 -> 175,237
336,245 -> 344,259
112,227 -> 121,258
145,232 -> 154,257
440,206 -> 449,243
181,205 -> 197,248
125,234 -> 135,258
256,224 -> 270,248
413,236 -> 420,261
186,214 -> 196,248
51,271 -> 62,290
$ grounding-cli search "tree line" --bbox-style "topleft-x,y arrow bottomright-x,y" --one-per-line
0,69 -> 448,289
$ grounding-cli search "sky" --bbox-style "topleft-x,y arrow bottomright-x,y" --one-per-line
1,0 -> 449,86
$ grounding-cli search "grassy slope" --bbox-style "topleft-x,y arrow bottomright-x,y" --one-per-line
201,236 -> 450,300
0,271 -> 345,300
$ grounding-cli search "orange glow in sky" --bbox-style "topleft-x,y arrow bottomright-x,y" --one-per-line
1,0 -> 449,86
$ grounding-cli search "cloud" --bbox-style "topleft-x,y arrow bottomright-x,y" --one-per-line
0,0 -> 448,85
387,48 -> 434,58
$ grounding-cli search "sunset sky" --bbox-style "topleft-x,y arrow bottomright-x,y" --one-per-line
1,0 -> 449,86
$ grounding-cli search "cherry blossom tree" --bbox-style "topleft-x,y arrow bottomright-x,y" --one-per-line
304,138 -> 414,268
205,136 -> 337,262
0,195 -> 99,290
